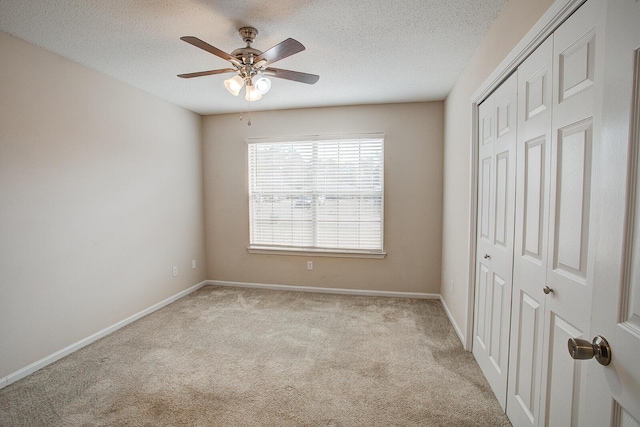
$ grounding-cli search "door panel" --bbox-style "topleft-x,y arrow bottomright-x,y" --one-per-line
512,290 -> 541,424
558,30 -> 595,102
483,114 -> 494,145
475,99 -> 495,359
540,3 -> 602,424
498,100 -> 513,135
477,262 -> 490,349
473,71 -> 517,411
543,314 -> 583,427
495,151 -> 510,247
585,0 -> 640,424
490,273 -> 506,369
508,34 -> 553,427
480,157 -> 493,241
553,120 -> 592,278
526,71 -> 549,120
523,138 -> 546,261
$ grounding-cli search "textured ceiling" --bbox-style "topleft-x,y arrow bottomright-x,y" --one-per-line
0,0 -> 506,115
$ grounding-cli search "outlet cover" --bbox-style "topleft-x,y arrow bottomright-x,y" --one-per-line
307,261 -> 313,271
172,266 -> 178,277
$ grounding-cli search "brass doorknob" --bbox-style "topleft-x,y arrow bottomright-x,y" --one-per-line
543,285 -> 553,294
567,335 -> 611,366
484,254 -> 490,259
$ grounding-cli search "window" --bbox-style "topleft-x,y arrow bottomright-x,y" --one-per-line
248,134 -> 385,257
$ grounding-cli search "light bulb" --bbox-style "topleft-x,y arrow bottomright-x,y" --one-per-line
224,75 -> 244,96
245,84 -> 262,101
253,76 -> 271,94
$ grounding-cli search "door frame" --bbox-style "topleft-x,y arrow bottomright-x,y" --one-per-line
465,0 -> 587,350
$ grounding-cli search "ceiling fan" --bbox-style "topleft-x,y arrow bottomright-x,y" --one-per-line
178,27 -> 319,102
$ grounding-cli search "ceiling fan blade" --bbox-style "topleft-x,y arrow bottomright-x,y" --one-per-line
180,36 -> 235,62
177,68 -> 235,78
255,38 -> 305,65
264,67 -> 319,84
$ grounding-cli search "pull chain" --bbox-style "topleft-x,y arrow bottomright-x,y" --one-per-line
239,88 -> 254,126
239,110 -> 251,126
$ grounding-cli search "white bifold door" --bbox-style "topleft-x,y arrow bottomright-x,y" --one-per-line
471,0 -> 638,425
508,1 -> 603,425
473,71 -> 517,411
583,0 -> 640,425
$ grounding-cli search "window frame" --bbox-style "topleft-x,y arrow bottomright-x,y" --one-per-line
246,133 -> 386,259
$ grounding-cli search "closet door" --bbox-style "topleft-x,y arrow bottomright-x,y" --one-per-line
539,1 -> 601,424
507,35 -> 554,427
507,1 -> 602,425
473,71 -> 517,411
583,0 -> 640,424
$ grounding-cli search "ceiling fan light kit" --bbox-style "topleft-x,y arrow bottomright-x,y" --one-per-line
224,75 -> 244,96
253,76 -> 271,94
178,26 -> 319,103
244,83 -> 262,102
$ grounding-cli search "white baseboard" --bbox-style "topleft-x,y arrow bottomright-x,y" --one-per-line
439,296 -> 466,349
207,280 -> 440,300
0,280 -> 207,390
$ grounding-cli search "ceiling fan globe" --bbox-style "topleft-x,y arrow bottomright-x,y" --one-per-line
253,76 -> 271,95
245,84 -> 262,102
224,75 -> 244,96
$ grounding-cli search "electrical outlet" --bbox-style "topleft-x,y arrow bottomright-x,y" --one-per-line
307,261 -> 313,271
172,266 -> 178,277
192,260 -> 196,270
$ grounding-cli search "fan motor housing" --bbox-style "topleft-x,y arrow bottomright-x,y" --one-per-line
231,46 -> 262,63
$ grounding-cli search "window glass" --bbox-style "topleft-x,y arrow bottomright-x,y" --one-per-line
248,134 -> 384,254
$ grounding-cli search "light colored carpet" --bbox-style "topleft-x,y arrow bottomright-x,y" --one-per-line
0,285 -> 511,426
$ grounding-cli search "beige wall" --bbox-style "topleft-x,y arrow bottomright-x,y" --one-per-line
441,0 -> 555,342
0,0 -> 556,380
203,103 -> 443,294
0,32 -> 207,379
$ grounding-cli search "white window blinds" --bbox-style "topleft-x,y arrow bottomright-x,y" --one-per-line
248,134 -> 384,254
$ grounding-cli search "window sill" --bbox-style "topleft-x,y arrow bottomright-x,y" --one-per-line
247,246 -> 387,259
